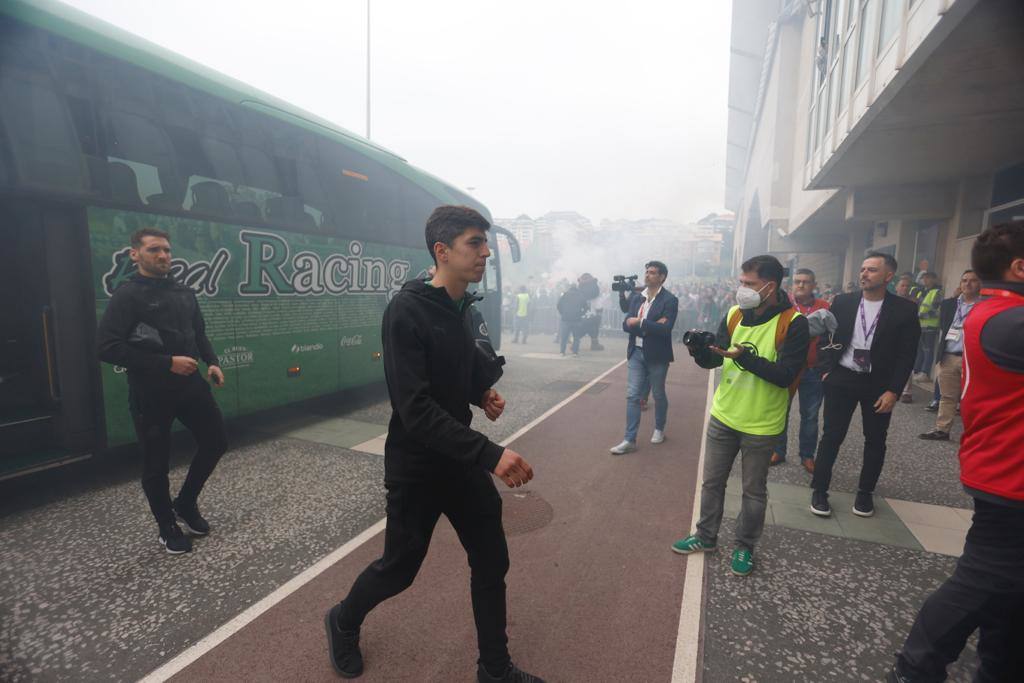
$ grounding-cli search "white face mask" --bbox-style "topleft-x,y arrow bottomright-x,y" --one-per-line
736,283 -> 770,310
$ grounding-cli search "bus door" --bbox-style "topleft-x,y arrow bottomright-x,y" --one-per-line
0,200 -> 96,476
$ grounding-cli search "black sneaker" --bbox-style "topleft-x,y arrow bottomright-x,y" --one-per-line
158,521 -> 193,554
925,401 -> 939,413
325,604 -> 363,678
810,490 -> 831,517
918,430 -> 950,441
477,663 -> 545,683
173,498 -> 210,536
853,491 -> 875,517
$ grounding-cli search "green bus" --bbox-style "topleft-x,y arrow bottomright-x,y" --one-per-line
0,0 -> 519,479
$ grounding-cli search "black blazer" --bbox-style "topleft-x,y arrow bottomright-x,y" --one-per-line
623,289 -> 679,364
817,291 -> 921,394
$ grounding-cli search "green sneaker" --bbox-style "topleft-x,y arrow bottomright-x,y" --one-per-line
671,534 -> 716,555
730,548 -> 754,576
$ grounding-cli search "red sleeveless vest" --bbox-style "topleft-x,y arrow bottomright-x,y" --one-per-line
959,289 -> 1024,501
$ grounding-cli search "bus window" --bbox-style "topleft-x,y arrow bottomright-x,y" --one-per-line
0,66 -> 85,193
108,156 -> 162,205
105,111 -> 178,203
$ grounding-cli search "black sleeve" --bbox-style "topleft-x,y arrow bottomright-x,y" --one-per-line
383,307 -> 504,471
96,288 -> 171,373
980,307 -> 1024,374
192,296 -> 219,367
690,315 -> 729,369
618,291 -> 630,313
888,303 -> 922,393
734,315 -> 810,388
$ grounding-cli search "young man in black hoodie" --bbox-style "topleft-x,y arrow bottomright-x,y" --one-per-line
325,206 -> 543,683
96,228 -> 227,555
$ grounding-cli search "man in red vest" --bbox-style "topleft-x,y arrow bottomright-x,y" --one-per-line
889,220 -> 1024,682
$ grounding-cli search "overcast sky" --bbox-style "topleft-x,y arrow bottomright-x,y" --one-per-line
62,0 -> 732,224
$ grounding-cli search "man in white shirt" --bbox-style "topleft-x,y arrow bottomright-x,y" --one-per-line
610,261 -> 679,454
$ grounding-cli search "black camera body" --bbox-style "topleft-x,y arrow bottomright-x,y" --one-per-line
683,329 -> 717,350
612,274 -> 638,293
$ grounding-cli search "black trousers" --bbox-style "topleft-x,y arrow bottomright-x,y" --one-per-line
337,469 -> 511,672
811,372 -> 893,494
896,500 -> 1024,682
130,374 -> 228,526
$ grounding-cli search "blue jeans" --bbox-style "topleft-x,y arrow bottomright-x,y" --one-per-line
915,328 -> 940,374
775,368 -> 823,461
625,348 -> 668,442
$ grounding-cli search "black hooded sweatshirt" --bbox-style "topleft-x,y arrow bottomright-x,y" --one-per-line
96,273 -> 218,389
382,279 -> 504,483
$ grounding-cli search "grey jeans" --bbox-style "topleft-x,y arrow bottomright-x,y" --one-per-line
695,415 -> 777,551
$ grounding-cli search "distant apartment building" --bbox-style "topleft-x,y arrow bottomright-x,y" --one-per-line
727,0 -> 1024,292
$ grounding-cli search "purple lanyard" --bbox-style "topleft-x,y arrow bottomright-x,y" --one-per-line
859,298 -> 880,342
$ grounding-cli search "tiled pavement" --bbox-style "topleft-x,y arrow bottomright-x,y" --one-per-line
703,376 -> 981,682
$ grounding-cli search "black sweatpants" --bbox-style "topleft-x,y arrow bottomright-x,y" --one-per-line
130,374 -> 228,526
896,499 -> 1024,682
811,371 -> 893,494
336,468 -> 511,673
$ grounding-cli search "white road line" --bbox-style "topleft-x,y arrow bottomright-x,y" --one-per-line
138,358 -> 627,683
671,369 -> 715,683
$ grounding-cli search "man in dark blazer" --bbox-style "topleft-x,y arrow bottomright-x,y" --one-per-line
811,252 -> 921,518
610,261 -> 679,454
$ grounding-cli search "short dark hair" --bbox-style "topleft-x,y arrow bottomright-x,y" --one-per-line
973,220 -> 1024,280
794,268 -> 816,280
645,260 -> 668,277
424,205 -> 490,264
923,271 -> 938,279
864,251 -> 898,273
741,255 -> 785,285
130,227 -> 170,249
962,269 -> 976,276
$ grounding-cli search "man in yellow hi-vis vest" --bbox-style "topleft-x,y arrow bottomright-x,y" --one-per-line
671,255 -> 809,576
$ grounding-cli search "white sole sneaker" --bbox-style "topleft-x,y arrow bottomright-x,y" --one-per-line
851,506 -> 875,518
651,431 -> 665,444
159,537 -> 189,554
609,442 -> 636,455
175,513 -> 209,537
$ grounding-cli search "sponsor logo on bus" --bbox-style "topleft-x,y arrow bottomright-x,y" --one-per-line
339,335 -> 363,348
291,343 -> 324,353
237,231 -> 410,300
219,345 -> 255,369
102,248 -> 231,297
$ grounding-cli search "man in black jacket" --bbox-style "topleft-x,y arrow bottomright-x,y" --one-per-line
96,228 -> 227,555
325,206 -> 543,683
556,283 -> 586,355
811,252 -> 920,518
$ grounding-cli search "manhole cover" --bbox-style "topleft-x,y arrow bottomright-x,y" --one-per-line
501,490 -> 554,537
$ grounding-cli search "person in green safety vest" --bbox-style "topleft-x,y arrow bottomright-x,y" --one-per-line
671,255 -> 809,577
913,271 -> 942,380
512,285 -> 531,343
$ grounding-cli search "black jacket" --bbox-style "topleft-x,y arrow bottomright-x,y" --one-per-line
96,273 -> 218,387
936,297 -> 961,357
691,290 -> 809,388
623,289 -> 680,364
382,279 -> 504,483
817,291 -> 921,394
557,287 -> 587,322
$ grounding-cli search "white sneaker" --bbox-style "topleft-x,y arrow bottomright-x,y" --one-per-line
609,440 -> 636,455
651,430 -> 665,444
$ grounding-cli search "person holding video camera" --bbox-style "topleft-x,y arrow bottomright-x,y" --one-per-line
671,255 -> 808,577
609,261 -> 678,454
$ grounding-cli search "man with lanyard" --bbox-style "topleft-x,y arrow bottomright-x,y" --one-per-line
610,261 -> 678,454
770,268 -> 829,473
811,252 -> 920,518
919,270 -> 982,441
890,221 -> 1024,683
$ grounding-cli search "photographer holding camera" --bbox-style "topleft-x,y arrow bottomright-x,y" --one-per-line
672,255 -> 809,577
609,261 -> 679,454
